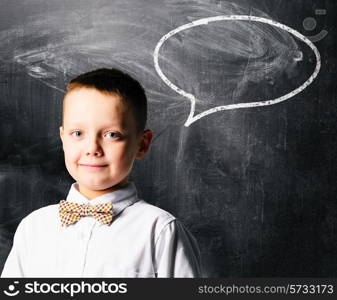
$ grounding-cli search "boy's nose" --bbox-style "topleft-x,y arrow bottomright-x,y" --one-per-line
86,139 -> 103,156
87,150 -> 102,156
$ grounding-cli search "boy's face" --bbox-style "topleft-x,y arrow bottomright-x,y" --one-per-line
59,87 -> 152,199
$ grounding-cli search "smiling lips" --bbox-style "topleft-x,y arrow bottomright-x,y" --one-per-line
79,164 -> 108,168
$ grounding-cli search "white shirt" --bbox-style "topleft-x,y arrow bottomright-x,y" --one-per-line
1,182 -> 201,277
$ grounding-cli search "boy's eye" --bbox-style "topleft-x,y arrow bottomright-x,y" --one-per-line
105,132 -> 120,139
71,131 -> 81,137
69,131 -> 120,139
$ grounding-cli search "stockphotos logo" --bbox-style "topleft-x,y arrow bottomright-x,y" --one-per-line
3,281 -> 127,297
3,281 -> 20,296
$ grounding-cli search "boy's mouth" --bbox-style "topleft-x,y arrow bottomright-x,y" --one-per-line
79,163 -> 108,168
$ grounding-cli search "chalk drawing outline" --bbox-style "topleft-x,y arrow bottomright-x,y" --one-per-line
153,15 -> 321,127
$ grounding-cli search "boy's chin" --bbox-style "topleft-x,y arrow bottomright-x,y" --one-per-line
77,179 -> 127,191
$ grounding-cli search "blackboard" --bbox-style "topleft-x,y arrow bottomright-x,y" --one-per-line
0,0 -> 336,277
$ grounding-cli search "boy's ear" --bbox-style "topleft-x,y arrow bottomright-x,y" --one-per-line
136,129 -> 153,159
59,126 -> 64,142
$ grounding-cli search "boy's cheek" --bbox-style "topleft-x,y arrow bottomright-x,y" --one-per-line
63,150 -> 79,165
62,142 -> 78,154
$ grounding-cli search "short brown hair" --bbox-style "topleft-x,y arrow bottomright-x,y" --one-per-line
62,68 -> 147,133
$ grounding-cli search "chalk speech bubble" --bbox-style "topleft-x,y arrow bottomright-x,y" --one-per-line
153,15 -> 321,127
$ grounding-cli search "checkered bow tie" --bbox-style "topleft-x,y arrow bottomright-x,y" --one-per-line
59,200 -> 113,226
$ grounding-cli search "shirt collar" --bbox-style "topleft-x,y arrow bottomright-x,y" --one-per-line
65,181 -> 139,218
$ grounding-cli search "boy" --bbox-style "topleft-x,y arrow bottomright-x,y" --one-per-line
1,68 -> 201,277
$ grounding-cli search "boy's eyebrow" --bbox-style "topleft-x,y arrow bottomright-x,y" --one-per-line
68,122 -> 119,128
66,122 -> 125,130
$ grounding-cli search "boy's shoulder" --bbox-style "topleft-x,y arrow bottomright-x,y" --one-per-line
20,203 -> 60,228
126,199 -> 176,225
27,203 -> 59,218
123,199 -> 179,242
